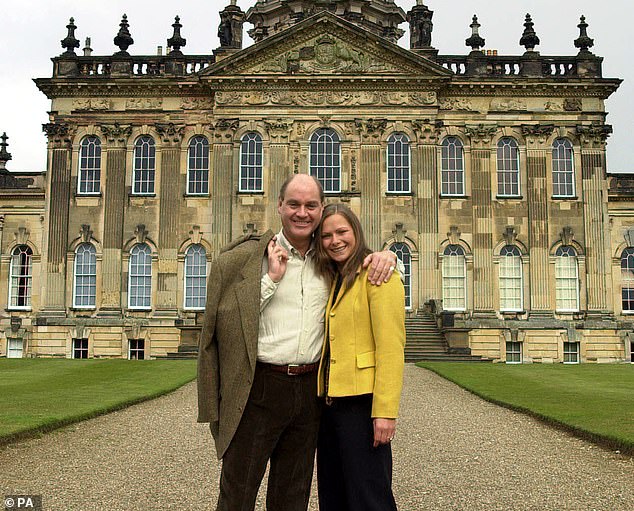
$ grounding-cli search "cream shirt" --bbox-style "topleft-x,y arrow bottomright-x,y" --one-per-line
258,230 -> 330,365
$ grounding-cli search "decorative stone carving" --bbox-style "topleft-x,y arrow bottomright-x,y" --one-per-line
490,98 -> 526,111
14,226 -> 30,245
134,224 -> 149,244
448,226 -> 461,245
544,100 -> 563,111
502,226 -> 518,246
560,226 -> 574,246
576,124 -> 612,148
243,223 -> 257,236
265,119 -> 293,143
181,97 -> 214,110
563,98 -> 582,111
410,91 -> 437,105
465,124 -> 497,145
73,98 -> 112,110
126,98 -> 163,110
521,124 -> 555,144
155,123 -> 185,145
439,97 -> 475,111
211,119 -> 240,141
624,227 -> 634,248
79,224 -> 93,243
42,123 -> 75,147
355,118 -> 388,142
189,225 -> 203,245
392,222 -> 407,243
350,154 -> 357,191
99,123 -> 132,145
412,119 -> 443,144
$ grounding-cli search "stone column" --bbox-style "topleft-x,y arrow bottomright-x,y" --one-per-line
412,120 -> 441,303
465,125 -> 497,314
522,125 -> 555,314
99,124 -> 132,315
155,123 -> 185,316
355,119 -> 387,251
41,123 -> 75,315
265,120 -> 293,231
578,124 -> 612,313
211,119 -> 239,250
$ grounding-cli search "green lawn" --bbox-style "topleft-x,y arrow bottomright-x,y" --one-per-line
417,362 -> 634,455
0,359 -> 197,445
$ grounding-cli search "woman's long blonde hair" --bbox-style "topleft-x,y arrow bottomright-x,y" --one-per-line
315,203 -> 371,289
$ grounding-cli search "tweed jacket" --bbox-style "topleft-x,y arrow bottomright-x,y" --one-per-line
197,229 -> 275,460
317,268 -> 406,419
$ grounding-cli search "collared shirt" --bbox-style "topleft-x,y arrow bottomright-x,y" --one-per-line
258,230 -> 330,365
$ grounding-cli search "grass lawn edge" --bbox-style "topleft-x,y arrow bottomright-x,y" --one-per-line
416,363 -> 634,457
0,374 -> 197,448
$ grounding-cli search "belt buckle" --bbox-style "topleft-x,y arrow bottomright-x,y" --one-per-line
287,364 -> 300,375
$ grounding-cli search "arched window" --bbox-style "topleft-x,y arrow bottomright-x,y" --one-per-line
389,242 -> 411,308
499,245 -> 523,312
441,137 -> 464,196
74,243 -> 97,308
187,136 -> 209,195
9,245 -> 33,309
240,133 -> 263,192
78,136 -> 101,194
129,244 -> 152,309
133,136 -> 156,195
552,139 -> 575,198
184,244 -> 207,309
497,138 -> 520,197
621,247 -> 634,312
442,245 -> 466,311
555,246 -> 579,312
310,128 -> 341,193
387,133 -> 410,193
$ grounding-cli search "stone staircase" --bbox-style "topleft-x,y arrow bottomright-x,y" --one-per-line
405,310 -> 489,362
162,343 -> 198,360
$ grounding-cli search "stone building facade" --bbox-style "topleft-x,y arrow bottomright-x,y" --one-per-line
1,0 -> 632,363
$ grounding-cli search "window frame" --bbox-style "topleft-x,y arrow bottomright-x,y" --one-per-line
73,243 -> 97,309
563,341 -> 580,364
77,136 -> 102,195
442,245 -> 467,311
128,243 -> 152,310
132,136 -> 156,195
309,128 -> 341,194
499,245 -> 523,312
187,135 -> 210,196
496,137 -> 520,198
389,242 -> 412,309
552,138 -> 575,198
184,244 -> 208,310
440,137 -> 465,197
128,339 -> 145,360
505,341 -> 522,364
555,246 -> 580,313
239,133 -> 264,193
620,247 -> 634,313
386,133 -> 411,194
8,245 -> 33,310
73,338 -> 89,359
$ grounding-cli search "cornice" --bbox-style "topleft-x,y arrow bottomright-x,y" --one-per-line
34,79 -> 206,99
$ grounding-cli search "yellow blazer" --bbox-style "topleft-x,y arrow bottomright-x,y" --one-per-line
317,268 -> 405,419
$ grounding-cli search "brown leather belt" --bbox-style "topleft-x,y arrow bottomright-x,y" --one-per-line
258,361 -> 320,376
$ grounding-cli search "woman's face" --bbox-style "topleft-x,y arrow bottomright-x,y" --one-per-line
320,213 -> 356,267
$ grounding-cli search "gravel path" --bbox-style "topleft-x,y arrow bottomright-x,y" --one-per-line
1,365 -> 632,511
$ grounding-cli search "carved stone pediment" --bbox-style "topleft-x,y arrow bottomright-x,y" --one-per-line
201,12 -> 452,79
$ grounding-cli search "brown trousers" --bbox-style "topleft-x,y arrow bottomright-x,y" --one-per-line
216,363 -> 321,511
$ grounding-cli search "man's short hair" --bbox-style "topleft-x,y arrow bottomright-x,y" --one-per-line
278,174 -> 325,203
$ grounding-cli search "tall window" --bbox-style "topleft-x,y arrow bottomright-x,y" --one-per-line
73,338 -> 88,359
441,137 -> 465,196
240,133 -> 263,192
497,138 -> 520,197
552,138 -> 575,197
129,244 -> 152,309
74,243 -> 97,308
9,245 -> 33,309
133,136 -> 156,194
78,136 -> 101,194
389,242 -> 411,308
310,128 -> 341,193
621,247 -> 634,313
555,246 -> 579,312
499,245 -> 523,312
442,245 -> 466,311
387,133 -> 410,193
184,245 -> 207,309
187,136 -> 209,195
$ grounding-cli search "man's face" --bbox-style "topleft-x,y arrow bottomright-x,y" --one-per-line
278,176 -> 324,247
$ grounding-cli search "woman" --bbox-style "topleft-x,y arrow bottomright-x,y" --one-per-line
315,203 -> 405,511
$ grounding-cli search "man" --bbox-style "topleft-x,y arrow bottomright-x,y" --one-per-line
198,174 -> 397,511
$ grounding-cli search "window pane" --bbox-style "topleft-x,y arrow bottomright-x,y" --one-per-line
240,133 -> 263,192
74,244 -> 97,307
499,245 -> 522,311
310,129 -> 341,193
387,133 -> 410,193
555,246 -> 579,311
78,136 -> 101,194
185,245 -> 207,309
497,138 -> 520,197
389,243 -> 411,308
187,136 -> 209,195
622,247 -> 634,311
10,245 -> 33,308
552,139 -> 574,197
441,137 -> 464,196
133,136 -> 156,194
442,245 -> 466,310
129,244 -> 152,308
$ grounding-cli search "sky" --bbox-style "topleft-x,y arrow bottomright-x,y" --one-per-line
0,1 -> 630,172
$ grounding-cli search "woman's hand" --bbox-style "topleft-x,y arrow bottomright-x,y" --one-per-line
373,418 -> 396,448
363,250 -> 397,285
267,238 -> 289,283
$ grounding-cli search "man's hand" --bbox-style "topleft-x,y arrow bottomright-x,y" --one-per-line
373,418 -> 396,448
267,238 -> 289,283
363,250 -> 397,285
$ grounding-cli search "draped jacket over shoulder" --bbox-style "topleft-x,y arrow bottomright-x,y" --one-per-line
317,268 -> 406,419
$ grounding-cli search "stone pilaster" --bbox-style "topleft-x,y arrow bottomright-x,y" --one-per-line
465,125 -> 497,313
578,124 -> 612,312
265,120 -> 293,230
412,120 -> 441,303
155,123 -> 185,315
99,123 -> 132,314
41,122 -> 75,315
355,119 -> 387,250
522,124 -> 555,313
211,119 -> 239,250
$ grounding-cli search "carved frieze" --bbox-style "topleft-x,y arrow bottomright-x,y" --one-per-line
564,98 -> 582,111
155,123 -> 186,145
99,123 -> 132,146
576,124 -> 612,149
355,118 -> 388,143
42,122 -> 75,148
439,97 -> 475,111
126,98 -> 163,110
412,119 -> 443,144
265,119 -> 293,143
465,124 -> 498,146
521,124 -> 555,144
73,98 -> 112,111
215,90 -> 436,107
544,100 -> 563,111
211,119 -> 240,141
181,97 -> 214,110
490,98 -> 526,111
